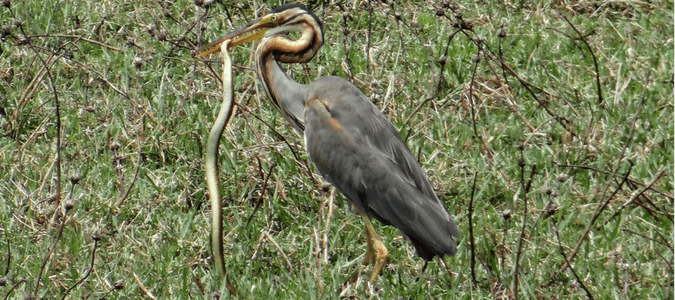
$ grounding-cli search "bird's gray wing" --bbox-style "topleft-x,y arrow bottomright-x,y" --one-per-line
308,77 -> 442,204
304,77 -> 461,258
359,95 -> 441,204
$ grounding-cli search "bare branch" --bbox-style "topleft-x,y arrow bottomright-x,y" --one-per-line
560,14 -> 604,106
60,239 -> 99,300
554,223 -> 595,300
468,172 -> 478,283
263,231 -> 294,272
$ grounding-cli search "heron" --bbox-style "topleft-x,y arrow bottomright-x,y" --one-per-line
198,3 -> 461,284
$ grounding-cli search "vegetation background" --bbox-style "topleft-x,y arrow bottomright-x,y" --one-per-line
0,0 -> 672,299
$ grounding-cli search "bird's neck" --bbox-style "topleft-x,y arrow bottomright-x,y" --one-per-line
256,50 -> 308,133
263,25 -> 323,64
254,30 -> 323,134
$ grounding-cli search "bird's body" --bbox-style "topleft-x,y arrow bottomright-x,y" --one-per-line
304,77 -> 460,260
198,3 -> 460,282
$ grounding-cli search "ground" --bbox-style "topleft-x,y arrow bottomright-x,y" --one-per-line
0,0 -> 673,299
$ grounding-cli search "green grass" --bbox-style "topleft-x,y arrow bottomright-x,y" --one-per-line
0,0 -> 672,299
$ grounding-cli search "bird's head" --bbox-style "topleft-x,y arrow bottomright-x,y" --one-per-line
195,3 -> 323,60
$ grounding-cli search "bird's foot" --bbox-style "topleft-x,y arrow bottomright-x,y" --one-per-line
343,237 -> 388,288
362,236 -> 389,283
360,212 -> 389,283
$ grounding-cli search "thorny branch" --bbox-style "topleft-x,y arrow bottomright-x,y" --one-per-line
558,73 -> 649,274
4,279 -> 26,300
554,163 -> 672,200
468,172 -> 478,283
513,147 -> 536,300
2,229 -> 9,279
403,30 -> 460,125
554,223 -> 595,300
439,9 -> 576,136
558,161 -> 634,275
560,14 -> 604,106
60,238 -> 99,300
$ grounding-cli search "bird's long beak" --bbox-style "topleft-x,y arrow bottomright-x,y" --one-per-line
195,14 -> 277,58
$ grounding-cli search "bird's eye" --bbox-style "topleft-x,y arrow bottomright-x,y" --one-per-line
271,15 -> 278,22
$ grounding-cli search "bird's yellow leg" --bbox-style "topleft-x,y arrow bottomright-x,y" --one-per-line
359,212 -> 389,283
